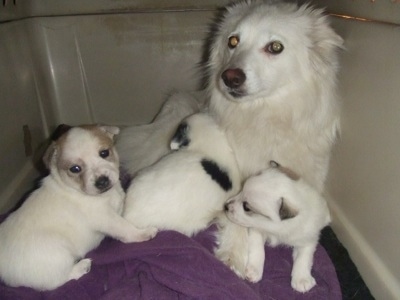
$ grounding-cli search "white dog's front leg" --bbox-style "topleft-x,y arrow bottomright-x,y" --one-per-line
291,243 -> 317,293
245,229 -> 265,283
215,215 -> 249,278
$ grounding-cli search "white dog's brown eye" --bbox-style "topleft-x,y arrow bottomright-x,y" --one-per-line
243,201 -> 251,212
99,149 -> 110,158
69,165 -> 81,173
228,35 -> 240,49
265,41 -> 284,54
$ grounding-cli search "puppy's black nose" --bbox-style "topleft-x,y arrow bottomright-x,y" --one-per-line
222,68 -> 246,89
95,175 -> 110,191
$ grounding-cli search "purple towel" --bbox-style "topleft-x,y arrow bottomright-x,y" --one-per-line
0,216 -> 340,300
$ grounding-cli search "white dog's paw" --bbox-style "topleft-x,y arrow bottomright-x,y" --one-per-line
224,256 -> 247,279
215,251 -> 246,279
69,258 -> 92,280
122,226 -> 158,243
291,274 -> 316,293
245,264 -> 263,283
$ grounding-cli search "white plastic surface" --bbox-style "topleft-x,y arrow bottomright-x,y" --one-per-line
1,1 -> 400,299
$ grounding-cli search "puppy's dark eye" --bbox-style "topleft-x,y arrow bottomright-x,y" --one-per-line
99,149 -> 110,158
265,41 -> 284,54
69,165 -> 81,173
228,35 -> 240,49
243,201 -> 252,212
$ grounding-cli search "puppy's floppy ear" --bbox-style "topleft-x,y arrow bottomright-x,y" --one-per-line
43,142 -> 58,170
279,198 -> 298,220
51,124 -> 72,141
269,160 -> 300,181
99,126 -> 120,139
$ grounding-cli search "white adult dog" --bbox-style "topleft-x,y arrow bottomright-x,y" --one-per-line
0,125 -> 157,291
117,0 -> 343,278
123,113 -> 240,236
224,161 -> 331,292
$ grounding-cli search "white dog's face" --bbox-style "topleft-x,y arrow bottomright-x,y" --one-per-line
225,168 -> 298,228
44,125 -> 120,195
209,2 -> 343,103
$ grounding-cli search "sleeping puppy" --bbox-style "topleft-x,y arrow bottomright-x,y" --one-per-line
0,125 -> 157,291
224,161 -> 330,293
123,113 -> 240,236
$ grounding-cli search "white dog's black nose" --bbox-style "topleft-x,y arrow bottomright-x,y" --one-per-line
222,68 -> 246,89
95,175 -> 111,192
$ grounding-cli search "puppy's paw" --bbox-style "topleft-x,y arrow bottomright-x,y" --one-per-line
69,258 -> 92,280
245,264 -> 263,283
122,226 -> 158,243
134,227 -> 158,242
291,274 -> 316,293
141,226 -> 158,241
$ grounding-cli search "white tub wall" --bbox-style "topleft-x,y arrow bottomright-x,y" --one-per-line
0,1 -> 227,213
314,1 -> 400,299
30,11 -> 213,127
0,19 -> 47,213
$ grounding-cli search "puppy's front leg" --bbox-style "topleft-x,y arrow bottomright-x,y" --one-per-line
291,243 -> 317,293
101,211 -> 157,243
245,229 -> 265,283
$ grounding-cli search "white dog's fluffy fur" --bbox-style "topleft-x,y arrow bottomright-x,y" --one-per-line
123,113 -> 240,236
0,125 -> 156,290
225,162 -> 330,292
117,91 -> 205,177
116,0 -> 343,281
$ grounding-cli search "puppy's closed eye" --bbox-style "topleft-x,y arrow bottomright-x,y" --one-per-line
279,198 -> 298,220
243,201 -> 251,212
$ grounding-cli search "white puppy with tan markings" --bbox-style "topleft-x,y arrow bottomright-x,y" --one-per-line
0,125 -> 157,291
123,113 -> 240,236
224,162 -> 330,293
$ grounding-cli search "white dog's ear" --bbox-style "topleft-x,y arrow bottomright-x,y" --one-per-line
99,126 -> 120,139
279,198 -> 298,220
269,160 -> 300,181
305,6 -> 344,73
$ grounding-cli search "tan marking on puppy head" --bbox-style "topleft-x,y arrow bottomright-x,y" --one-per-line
44,125 -> 120,195
269,160 -> 300,181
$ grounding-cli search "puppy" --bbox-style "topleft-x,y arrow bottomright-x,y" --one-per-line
224,162 -> 331,293
0,125 -> 157,291
123,113 -> 240,236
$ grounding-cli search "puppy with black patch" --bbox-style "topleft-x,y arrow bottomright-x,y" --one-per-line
224,161 -> 330,293
123,113 -> 240,236
0,125 -> 157,291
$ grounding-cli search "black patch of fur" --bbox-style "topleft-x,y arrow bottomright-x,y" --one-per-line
171,122 -> 190,149
201,159 -> 232,191
51,124 -> 72,141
